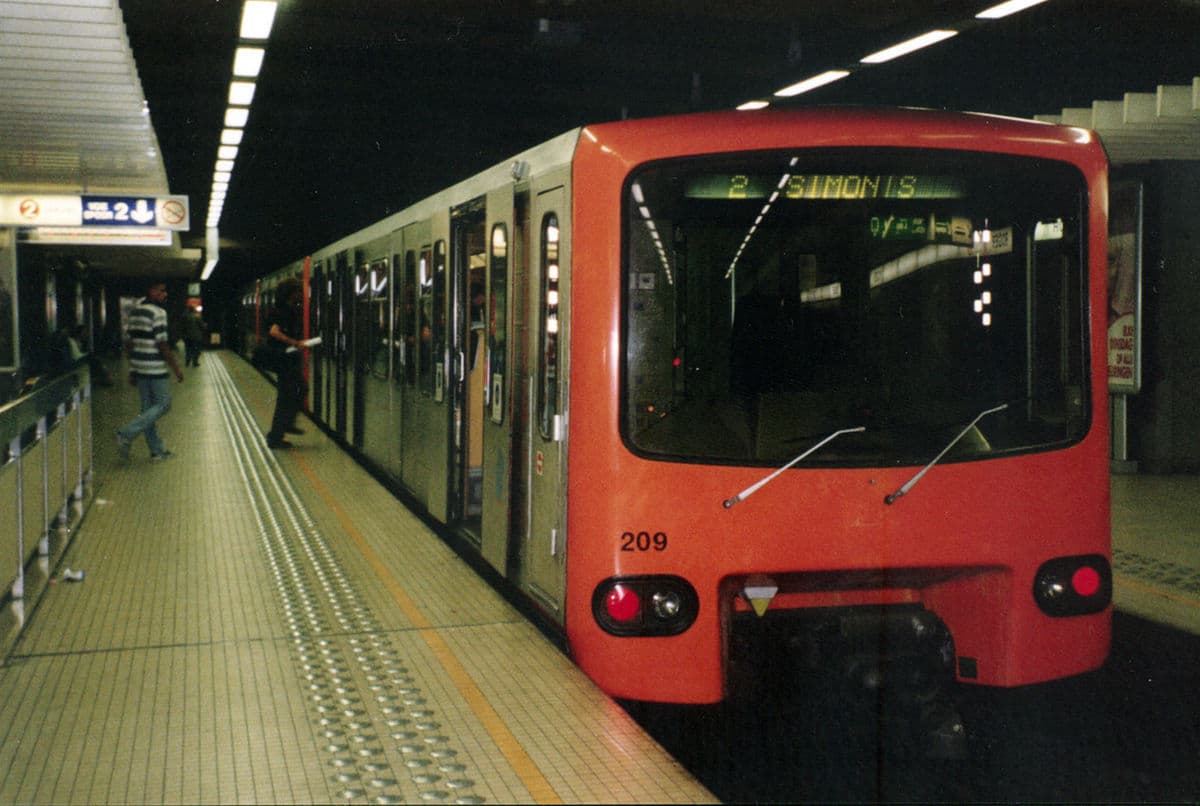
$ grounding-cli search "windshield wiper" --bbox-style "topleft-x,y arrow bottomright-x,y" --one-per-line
723,426 -> 866,509
884,403 -> 1008,505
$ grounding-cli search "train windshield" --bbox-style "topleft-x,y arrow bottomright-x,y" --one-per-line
622,149 -> 1089,466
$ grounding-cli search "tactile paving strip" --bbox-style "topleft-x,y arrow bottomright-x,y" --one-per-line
212,360 -> 484,804
1113,548 -> 1200,597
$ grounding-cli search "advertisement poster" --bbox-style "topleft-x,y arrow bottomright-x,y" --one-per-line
1107,182 -> 1142,393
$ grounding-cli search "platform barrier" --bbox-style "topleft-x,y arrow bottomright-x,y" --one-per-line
0,366 -> 92,655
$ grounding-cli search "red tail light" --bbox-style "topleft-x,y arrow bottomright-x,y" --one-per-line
1071,566 -> 1102,597
1033,555 -> 1111,616
605,584 -> 641,623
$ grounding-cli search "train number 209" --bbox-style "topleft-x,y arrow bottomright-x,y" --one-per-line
621,531 -> 668,552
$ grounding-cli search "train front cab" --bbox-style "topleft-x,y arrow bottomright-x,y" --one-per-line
562,109 -> 1113,705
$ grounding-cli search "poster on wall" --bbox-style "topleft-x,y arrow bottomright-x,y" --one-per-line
1107,181 -> 1142,394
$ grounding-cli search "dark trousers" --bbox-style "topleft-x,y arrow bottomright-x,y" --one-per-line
268,354 -> 307,439
184,339 -> 202,366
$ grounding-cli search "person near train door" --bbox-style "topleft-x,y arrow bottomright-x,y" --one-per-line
265,278 -> 308,449
116,280 -> 184,461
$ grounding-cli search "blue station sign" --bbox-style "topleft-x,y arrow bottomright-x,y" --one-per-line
81,195 -> 190,229
0,193 -> 190,231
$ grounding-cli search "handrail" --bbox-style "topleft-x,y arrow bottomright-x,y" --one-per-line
1,363 -> 93,657
0,365 -> 90,448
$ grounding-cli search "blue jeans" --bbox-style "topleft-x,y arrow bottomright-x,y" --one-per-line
118,375 -> 172,456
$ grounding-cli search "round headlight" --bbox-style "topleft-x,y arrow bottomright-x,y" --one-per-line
651,590 -> 682,620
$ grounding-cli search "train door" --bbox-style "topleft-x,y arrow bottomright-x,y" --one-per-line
318,263 -> 336,426
334,251 -> 351,439
478,190 -> 525,573
449,198 -> 487,537
519,186 -> 569,615
352,251 -> 372,450
388,245 -> 407,480
398,221 -> 434,505
310,261 -> 328,423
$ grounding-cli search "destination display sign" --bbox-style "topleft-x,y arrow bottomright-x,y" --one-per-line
685,173 -> 965,201
0,193 -> 190,231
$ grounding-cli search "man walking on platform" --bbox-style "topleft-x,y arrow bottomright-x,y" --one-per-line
116,280 -> 184,461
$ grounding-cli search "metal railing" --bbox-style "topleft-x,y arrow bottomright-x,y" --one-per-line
0,366 -> 93,654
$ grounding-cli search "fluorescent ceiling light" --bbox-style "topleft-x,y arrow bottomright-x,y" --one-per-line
976,0 -> 1050,19
218,145 -> 239,160
240,1 -> 278,39
213,181 -> 229,192
220,128 -> 245,145
737,100 -> 770,111
861,30 -> 958,64
225,107 -> 250,127
233,47 -> 265,77
229,81 -> 256,105
774,70 -> 851,97
201,258 -> 218,281
214,171 -> 232,183
215,159 -> 235,172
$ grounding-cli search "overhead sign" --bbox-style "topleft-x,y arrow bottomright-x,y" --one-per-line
0,193 -> 190,231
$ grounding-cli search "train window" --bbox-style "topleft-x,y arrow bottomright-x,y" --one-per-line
368,259 -> 389,380
538,214 -> 560,439
489,224 -> 508,423
622,149 -> 1088,467
432,240 -> 447,401
392,254 -> 406,384
417,246 -> 433,392
403,251 -> 417,386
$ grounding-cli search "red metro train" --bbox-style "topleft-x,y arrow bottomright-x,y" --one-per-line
243,108 -> 1112,709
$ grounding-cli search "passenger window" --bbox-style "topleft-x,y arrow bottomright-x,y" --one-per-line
432,240 -> 447,401
489,223 -> 508,423
538,214 -> 560,439
399,252 -> 416,386
417,246 -> 433,392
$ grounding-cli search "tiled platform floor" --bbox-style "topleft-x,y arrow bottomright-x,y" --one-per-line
1111,473 -> 1200,636
0,352 -> 715,805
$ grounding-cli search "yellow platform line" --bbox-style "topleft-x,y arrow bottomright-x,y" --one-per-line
293,453 -> 563,805
1115,574 -> 1200,610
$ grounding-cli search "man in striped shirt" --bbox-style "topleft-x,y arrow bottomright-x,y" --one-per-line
116,280 -> 184,461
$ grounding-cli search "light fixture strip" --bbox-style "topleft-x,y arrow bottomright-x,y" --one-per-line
206,2 -> 279,242
225,107 -> 250,127
229,81 -> 256,105
976,0 -> 1050,20
233,47 -> 265,78
860,29 -> 958,64
774,70 -> 851,98
240,1 -> 278,39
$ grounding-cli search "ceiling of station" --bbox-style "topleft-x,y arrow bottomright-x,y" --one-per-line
0,0 -> 199,277
2,1 -> 1198,287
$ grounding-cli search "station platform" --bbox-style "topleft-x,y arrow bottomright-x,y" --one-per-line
1111,473 -> 1200,636
0,352 -> 715,805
